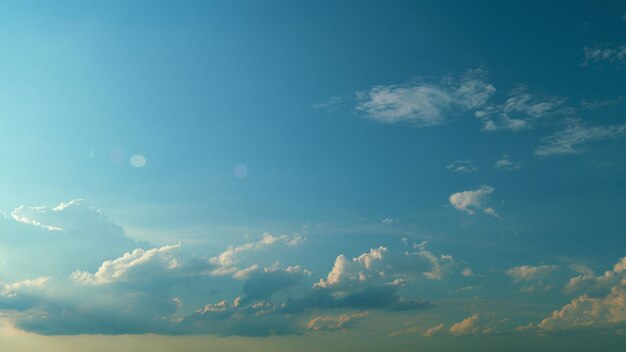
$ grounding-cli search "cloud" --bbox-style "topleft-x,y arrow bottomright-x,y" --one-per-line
582,45 -> 626,66
449,314 -> 480,336
506,265 -> 559,283
208,233 -> 304,278
381,218 -> 398,224
181,298 -> 296,337
423,323 -> 445,336
535,287 -> 626,331
1,200 -> 140,280
311,96 -> 345,111
70,244 -> 182,285
506,264 -> 560,293
1,277 -> 49,298
446,160 -> 478,174
449,313 -> 510,336
564,257 -> 626,294
581,97 -> 623,110
355,68 -> 495,126
241,265 -> 310,303
305,312 -> 369,331
535,120 -> 626,156
494,155 -> 522,170
528,256 -> 626,332
449,185 -> 497,216
476,85 -> 572,132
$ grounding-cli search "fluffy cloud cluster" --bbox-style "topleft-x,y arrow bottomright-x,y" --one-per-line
209,233 -> 304,278
449,185 -> 497,216
70,244 -> 182,285
525,256 -> 626,332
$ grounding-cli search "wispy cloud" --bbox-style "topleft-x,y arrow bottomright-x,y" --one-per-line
446,160 -> 478,174
494,155 -> 523,170
582,45 -> 626,67
476,85 -> 573,132
535,120 -> 626,156
581,96 -> 623,110
355,68 -> 495,126
311,96 -> 345,111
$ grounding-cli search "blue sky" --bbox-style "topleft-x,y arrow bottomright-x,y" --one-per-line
1,1 -> 626,350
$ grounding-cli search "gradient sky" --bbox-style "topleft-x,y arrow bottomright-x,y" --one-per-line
1,1 -> 626,351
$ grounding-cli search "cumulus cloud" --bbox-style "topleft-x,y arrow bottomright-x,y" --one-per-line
527,256 -> 626,332
208,233 -> 304,278
70,244 -> 182,285
535,120 -> 626,156
446,160 -> 478,174
1,277 -> 49,298
355,68 -> 495,126
305,312 -> 369,331
535,287 -> 626,331
449,185 -> 497,216
449,313 -> 510,336
181,298 -> 296,337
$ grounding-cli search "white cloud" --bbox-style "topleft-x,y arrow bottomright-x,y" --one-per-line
461,268 -> 474,277
449,314 -> 480,336
581,96 -> 623,110
446,160 -> 478,174
423,323 -> 445,336
449,185 -> 497,216
311,96 -> 344,111
209,233 -> 304,278
355,68 -> 495,126
70,243 -> 181,285
449,313 -> 510,336
535,121 -> 626,156
536,287 -> 626,331
476,85 -> 572,132
506,265 -> 559,283
494,155 -> 522,170
305,312 -> 369,331
529,256 -> 626,332
381,218 -> 398,225
582,45 -> 626,66
506,264 -> 560,293
315,242 -> 456,292
1,277 -> 49,297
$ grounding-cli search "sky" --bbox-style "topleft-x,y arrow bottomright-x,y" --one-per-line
1,0 -> 626,350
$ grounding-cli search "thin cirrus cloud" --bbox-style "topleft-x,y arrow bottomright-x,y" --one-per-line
355,68 -> 495,126
475,85 -> 573,132
534,120 -> 626,156
582,45 -> 626,66
353,68 -> 574,133
446,160 -> 478,174
494,155 -> 523,170
448,185 -> 498,216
